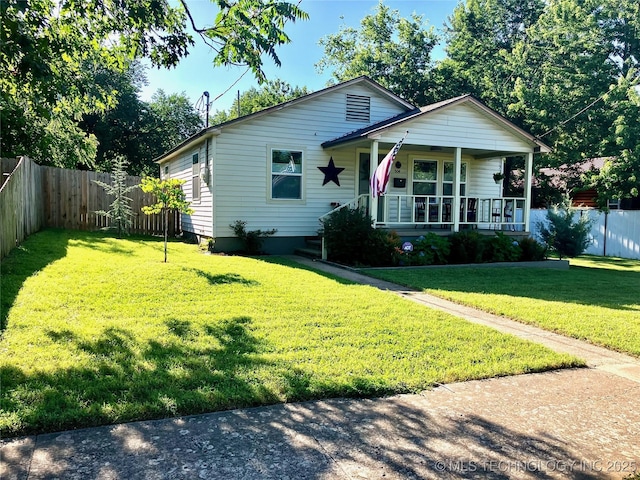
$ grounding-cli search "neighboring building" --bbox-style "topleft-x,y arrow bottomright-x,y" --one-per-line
539,158 -> 640,210
155,76 -> 550,254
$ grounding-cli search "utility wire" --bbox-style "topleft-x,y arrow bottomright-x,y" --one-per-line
539,93 -> 606,138
212,67 -> 251,103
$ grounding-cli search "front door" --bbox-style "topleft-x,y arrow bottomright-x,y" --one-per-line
357,152 -> 385,221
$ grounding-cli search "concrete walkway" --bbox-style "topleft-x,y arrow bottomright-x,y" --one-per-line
2,257 -> 640,479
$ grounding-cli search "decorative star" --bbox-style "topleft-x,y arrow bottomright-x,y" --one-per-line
318,157 -> 345,186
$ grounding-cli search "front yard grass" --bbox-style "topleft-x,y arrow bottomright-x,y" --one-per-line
364,257 -> 640,357
1,230 -> 580,437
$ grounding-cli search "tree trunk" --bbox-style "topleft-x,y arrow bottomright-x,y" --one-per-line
164,208 -> 168,263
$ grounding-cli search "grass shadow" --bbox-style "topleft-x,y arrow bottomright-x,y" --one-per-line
366,262 -> 640,312
259,256 -> 357,287
1,229 -> 69,331
183,267 -> 260,286
0,316 -> 284,437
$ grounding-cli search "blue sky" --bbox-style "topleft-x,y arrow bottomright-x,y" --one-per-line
140,0 -> 460,113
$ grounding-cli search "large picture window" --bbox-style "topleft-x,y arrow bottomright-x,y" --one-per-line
271,149 -> 302,199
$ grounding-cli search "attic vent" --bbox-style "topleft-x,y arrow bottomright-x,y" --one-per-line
346,94 -> 370,122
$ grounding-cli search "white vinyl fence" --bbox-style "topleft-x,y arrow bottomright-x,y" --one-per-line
530,209 -> 640,260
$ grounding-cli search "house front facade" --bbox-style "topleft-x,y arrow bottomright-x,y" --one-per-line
155,76 -> 550,254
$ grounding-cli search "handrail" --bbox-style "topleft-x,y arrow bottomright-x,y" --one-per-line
318,194 -> 527,230
318,194 -> 369,222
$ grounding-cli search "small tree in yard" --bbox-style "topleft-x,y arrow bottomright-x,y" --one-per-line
93,156 -> 138,237
537,197 -> 593,260
140,177 -> 193,262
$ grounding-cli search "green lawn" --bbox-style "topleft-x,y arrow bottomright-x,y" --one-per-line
0,230 -> 579,437
364,257 -> 640,357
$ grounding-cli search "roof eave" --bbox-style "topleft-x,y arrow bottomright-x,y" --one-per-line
154,128 -> 221,164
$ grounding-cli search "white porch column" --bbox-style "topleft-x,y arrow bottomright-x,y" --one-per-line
453,147 -> 462,232
369,139 -> 379,225
524,152 -> 534,232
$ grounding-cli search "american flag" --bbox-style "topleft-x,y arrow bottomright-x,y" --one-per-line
282,156 -> 297,174
370,132 -> 408,198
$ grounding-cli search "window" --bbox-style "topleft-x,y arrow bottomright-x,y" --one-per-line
443,162 -> 467,197
346,94 -> 370,122
192,153 -> 200,201
412,160 -> 438,196
164,165 -> 169,176
271,149 -> 302,199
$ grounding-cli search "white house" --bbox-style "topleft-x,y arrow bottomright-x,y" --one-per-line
155,76 -> 551,254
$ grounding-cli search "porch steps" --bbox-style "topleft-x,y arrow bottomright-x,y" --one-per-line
294,236 -> 322,259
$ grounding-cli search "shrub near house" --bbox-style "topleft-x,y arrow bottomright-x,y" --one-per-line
322,207 -> 547,267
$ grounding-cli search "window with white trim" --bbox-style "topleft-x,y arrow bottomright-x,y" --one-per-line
443,161 -> 467,196
412,160 -> 438,195
192,153 -> 200,201
271,149 -> 302,199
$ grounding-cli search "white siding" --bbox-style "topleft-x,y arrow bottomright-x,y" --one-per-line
212,85 -> 407,238
375,103 -> 535,153
162,140 -> 214,237
467,157 -> 503,198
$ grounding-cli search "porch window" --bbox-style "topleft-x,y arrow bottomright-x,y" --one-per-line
412,160 -> 437,195
192,153 -> 200,201
443,161 -> 467,196
271,149 -> 302,199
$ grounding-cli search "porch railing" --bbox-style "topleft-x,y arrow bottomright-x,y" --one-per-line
320,195 -> 527,231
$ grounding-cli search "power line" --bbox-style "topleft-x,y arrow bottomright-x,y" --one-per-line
539,93 -> 606,138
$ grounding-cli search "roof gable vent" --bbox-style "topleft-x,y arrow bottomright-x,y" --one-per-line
346,94 -> 370,122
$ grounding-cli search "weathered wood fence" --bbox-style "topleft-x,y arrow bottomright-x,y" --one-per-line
1,157 -> 179,259
1,157 -> 45,258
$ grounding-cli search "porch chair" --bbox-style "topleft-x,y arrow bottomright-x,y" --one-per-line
414,197 -> 426,227
504,200 -> 514,230
463,198 -> 477,229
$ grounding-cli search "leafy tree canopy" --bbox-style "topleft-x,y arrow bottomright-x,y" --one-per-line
315,1 -> 439,106
1,0 -> 307,168
211,79 -> 310,124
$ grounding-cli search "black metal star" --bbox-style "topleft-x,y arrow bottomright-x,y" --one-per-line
318,157 -> 345,186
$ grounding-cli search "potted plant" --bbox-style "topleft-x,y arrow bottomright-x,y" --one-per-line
493,172 -> 505,184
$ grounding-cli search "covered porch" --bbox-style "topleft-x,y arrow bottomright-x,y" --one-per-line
333,193 -> 528,232
319,95 -> 551,240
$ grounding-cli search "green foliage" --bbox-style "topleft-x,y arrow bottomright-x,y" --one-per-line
1,0 -> 307,168
448,230 -> 486,264
211,79 -> 310,124
396,234 -> 450,266
81,66 -> 203,176
586,71 -> 640,206
537,198 -> 593,259
230,220 -> 277,255
140,177 -> 194,262
93,156 -> 139,237
316,2 -> 440,106
365,229 -> 402,267
320,207 -> 399,267
483,232 -> 522,263
518,237 -> 547,261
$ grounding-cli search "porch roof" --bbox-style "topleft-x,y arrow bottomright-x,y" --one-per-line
321,95 -> 552,153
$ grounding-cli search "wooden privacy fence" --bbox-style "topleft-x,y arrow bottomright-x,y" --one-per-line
1,157 -> 179,259
1,157 -> 45,258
